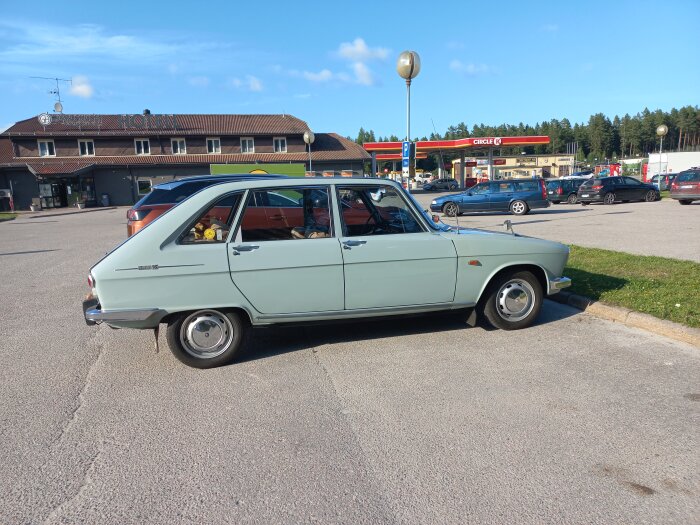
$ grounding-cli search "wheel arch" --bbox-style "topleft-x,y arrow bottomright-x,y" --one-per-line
476,263 -> 548,305
161,306 -> 253,327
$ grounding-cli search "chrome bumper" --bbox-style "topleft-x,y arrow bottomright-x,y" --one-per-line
83,298 -> 166,328
548,277 -> 572,294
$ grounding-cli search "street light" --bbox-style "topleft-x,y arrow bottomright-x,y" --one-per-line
656,124 -> 668,190
397,50 -> 421,193
303,131 -> 315,175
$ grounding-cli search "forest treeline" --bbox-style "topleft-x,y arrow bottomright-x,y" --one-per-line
354,105 -> 700,163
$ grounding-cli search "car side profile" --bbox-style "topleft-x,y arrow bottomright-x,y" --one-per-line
669,169 -> 700,204
126,174 -> 287,236
423,178 -> 459,191
546,178 -> 587,204
577,176 -> 659,205
430,179 -> 550,217
83,177 -> 571,368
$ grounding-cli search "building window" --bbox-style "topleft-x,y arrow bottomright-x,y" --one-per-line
273,137 -> 287,153
171,138 -> 186,155
137,179 -> 152,195
240,137 -> 255,154
78,139 -> 95,156
38,140 -> 55,157
135,139 -> 150,155
207,137 -> 221,154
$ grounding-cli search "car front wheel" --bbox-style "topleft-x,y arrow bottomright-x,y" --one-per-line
644,190 -> 658,202
567,193 -> 578,204
510,200 -> 528,215
603,192 -> 615,205
442,202 -> 459,217
166,309 -> 246,368
678,200 -> 692,205
479,271 -> 543,330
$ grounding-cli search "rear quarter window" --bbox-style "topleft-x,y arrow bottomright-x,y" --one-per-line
514,180 -> 539,192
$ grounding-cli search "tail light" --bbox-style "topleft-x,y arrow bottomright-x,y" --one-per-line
592,185 -> 603,190
671,182 -> 678,191
127,208 -> 152,221
540,180 -> 547,200
87,273 -> 95,289
556,187 -> 563,195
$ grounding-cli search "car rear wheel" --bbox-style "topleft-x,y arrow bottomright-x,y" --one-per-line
166,309 -> 246,368
479,270 -> 543,330
449,184 -> 458,191
510,200 -> 528,215
678,200 -> 692,205
603,192 -> 615,205
644,190 -> 658,202
567,193 -> 578,204
442,202 -> 459,217
580,201 -> 589,206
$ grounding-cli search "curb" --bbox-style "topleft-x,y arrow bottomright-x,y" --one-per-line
18,207 -> 119,219
549,291 -> 700,348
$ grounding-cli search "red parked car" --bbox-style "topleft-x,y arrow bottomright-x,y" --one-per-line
670,168 -> 700,205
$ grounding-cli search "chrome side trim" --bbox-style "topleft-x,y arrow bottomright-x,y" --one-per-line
255,302 -> 476,323
548,277 -> 572,294
85,308 -> 166,324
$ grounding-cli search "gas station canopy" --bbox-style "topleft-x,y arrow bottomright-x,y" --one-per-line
363,135 -> 550,153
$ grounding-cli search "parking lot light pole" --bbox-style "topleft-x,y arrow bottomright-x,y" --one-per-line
656,125 -> 668,190
303,131 -> 315,175
397,50 -> 421,193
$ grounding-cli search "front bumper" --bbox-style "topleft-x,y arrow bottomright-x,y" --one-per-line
548,277 -> 572,294
429,203 -> 442,212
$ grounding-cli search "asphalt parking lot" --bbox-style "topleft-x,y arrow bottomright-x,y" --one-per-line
0,209 -> 698,524
412,191 -> 700,262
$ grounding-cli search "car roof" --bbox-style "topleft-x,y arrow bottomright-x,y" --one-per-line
201,176 -> 405,192
153,174 -> 288,191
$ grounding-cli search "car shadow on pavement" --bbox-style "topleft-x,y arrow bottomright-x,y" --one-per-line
235,304 -> 581,364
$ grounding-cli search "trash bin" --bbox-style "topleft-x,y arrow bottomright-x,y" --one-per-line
101,193 -> 110,207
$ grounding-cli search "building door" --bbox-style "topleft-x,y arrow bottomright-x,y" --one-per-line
38,182 -> 67,208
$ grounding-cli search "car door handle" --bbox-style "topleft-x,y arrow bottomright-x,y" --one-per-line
231,244 -> 259,255
269,214 -> 284,220
342,240 -> 367,249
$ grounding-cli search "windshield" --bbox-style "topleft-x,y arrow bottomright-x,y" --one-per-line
407,193 -> 451,231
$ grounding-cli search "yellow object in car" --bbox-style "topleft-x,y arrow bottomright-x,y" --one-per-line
203,228 -> 216,240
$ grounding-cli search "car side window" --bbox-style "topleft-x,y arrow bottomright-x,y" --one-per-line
337,186 -> 423,237
179,193 -> 242,244
514,180 -> 538,192
470,183 -> 489,194
238,188 -> 332,242
623,177 -> 641,185
491,182 -> 514,193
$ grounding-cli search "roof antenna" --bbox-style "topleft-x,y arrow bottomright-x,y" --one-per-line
31,76 -> 72,113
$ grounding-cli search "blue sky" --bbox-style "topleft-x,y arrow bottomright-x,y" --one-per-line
1,0 -> 698,139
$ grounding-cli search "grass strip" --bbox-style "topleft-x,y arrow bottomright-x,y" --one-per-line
565,245 -> 700,328
0,213 -> 17,222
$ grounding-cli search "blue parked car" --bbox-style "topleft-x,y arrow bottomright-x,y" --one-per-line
430,179 -> 550,216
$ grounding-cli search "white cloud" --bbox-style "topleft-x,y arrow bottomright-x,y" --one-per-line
303,69 -> 334,83
352,62 -> 373,86
449,60 -> 497,76
228,75 -> 263,92
337,38 -> 389,62
188,76 -> 210,87
69,75 -> 94,98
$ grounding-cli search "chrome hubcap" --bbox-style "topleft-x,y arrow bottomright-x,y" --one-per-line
512,202 -> 525,214
180,310 -> 234,359
445,204 -> 457,216
496,280 -> 536,322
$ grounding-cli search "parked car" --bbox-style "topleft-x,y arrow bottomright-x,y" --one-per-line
650,173 -> 678,191
83,177 -> 571,368
423,178 -> 459,191
669,169 -> 700,204
577,176 -> 659,205
126,174 -> 287,236
413,173 -> 432,185
546,178 -> 587,204
430,179 -> 550,216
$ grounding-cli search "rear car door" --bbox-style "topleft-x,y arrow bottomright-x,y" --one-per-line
336,184 -> 457,310
227,186 -> 345,314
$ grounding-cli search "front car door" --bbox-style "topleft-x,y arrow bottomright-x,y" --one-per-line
459,183 -> 490,212
227,186 -> 344,314
335,184 -> 457,310
621,176 -> 646,199
488,181 -> 515,211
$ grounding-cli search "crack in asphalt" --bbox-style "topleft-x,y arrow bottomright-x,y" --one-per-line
303,327 -> 400,524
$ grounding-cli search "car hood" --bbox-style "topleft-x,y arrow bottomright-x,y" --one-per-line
440,227 -> 569,257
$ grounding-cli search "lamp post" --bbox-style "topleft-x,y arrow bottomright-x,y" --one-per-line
303,131 -> 315,175
656,124 -> 668,190
396,50 -> 421,193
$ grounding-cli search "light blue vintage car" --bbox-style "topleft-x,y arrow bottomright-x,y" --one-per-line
83,177 -> 571,368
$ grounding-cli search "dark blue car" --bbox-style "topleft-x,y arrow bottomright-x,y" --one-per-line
429,179 -> 550,216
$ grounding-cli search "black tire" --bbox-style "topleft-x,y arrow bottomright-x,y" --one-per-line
679,200 -> 692,205
581,201 -> 589,206
644,190 -> 658,202
166,309 -> 246,368
442,202 -> 459,217
567,193 -> 578,204
603,192 -> 615,205
510,200 -> 529,215
551,200 -> 561,204
478,270 -> 543,330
